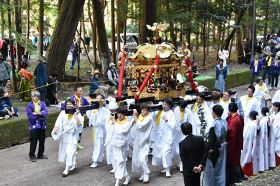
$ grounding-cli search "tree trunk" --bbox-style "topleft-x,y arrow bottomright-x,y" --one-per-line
38,0 -> 44,56
46,0 -> 86,80
123,0 -> 128,45
87,0 -> 97,67
202,14 -> 206,66
223,0 -> 251,50
26,0 -> 30,42
0,0 -> 4,38
92,0 -> 111,74
195,32 -> 199,51
263,0 -> 269,45
111,0 -> 116,63
14,0 -> 23,69
116,0 -> 121,54
58,0 -> 63,13
7,0 -> 18,92
139,0 -> 157,44
166,0 -> 177,48
236,28 -> 244,64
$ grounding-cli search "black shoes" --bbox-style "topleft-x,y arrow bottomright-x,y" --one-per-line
30,157 -> 36,162
37,155 -> 48,159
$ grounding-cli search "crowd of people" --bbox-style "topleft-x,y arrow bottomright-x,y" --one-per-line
18,79 -> 280,186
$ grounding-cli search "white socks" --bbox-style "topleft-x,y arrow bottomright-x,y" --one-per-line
90,162 -> 98,168
165,167 -> 171,178
63,166 -> 69,175
143,172 -> 149,183
115,179 -> 120,186
69,164 -> 76,171
123,176 -> 131,185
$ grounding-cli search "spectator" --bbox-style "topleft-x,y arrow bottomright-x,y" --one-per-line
262,52 -> 273,85
179,122 -> 205,186
26,90 -> 48,162
34,58 -> 48,103
0,87 -> 19,118
107,62 -> 119,87
90,69 -> 101,94
85,36 -> 91,52
270,54 -> 280,89
226,103 -> 244,185
215,58 -> 228,93
200,105 -> 227,186
70,40 -> 78,69
0,39 -> 9,60
18,61 -> 33,101
0,53 -> 12,87
46,74 -> 59,105
250,54 -> 263,86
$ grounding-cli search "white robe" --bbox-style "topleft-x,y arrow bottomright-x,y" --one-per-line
272,90 -> 280,103
152,110 -> 176,168
132,114 -> 153,174
52,111 -> 84,167
271,112 -> 280,160
239,95 -> 261,123
240,119 -> 265,174
190,102 -> 214,138
105,113 -> 115,165
260,116 -> 276,169
107,118 -> 131,180
86,107 -> 109,163
173,106 -> 195,156
220,99 -> 231,120
254,84 -> 268,108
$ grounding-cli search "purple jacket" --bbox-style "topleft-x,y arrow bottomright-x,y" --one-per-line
26,101 -> 48,130
61,95 -> 90,115
270,59 -> 280,73
250,56 -> 263,74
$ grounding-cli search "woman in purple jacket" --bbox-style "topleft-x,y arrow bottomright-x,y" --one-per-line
26,90 -> 48,162
250,54 -> 263,85
270,55 -> 280,89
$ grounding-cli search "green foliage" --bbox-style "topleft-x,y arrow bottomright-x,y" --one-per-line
197,69 -> 252,89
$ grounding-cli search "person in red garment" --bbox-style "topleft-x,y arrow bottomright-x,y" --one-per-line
226,103 -> 244,184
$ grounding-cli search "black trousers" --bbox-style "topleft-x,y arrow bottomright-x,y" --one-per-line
271,72 -> 279,88
183,172 -> 201,186
29,129 -> 46,158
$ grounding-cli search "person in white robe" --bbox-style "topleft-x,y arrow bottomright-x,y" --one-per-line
86,94 -> 109,168
131,103 -> 153,183
105,101 -> 119,173
107,107 -> 132,186
271,102 -> 280,166
260,107 -> 275,170
152,98 -> 176,178
150,102 -> 163,150
190,93 -> 213,138
220,90 -> 232,119
173,100 -> 196,172
241,111 -> 265,176
272,89 -> 280,103
239,86 -> 261,123
254,77 -> 269,108
51,99 -> 84,177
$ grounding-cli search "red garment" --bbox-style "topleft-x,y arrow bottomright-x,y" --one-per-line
242,161 -> 253,177
276,153 -> 280,167
226,113 -> 244,167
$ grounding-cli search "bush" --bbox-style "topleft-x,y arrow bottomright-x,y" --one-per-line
0,112 -> 60,149
197,69 -> 251,90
